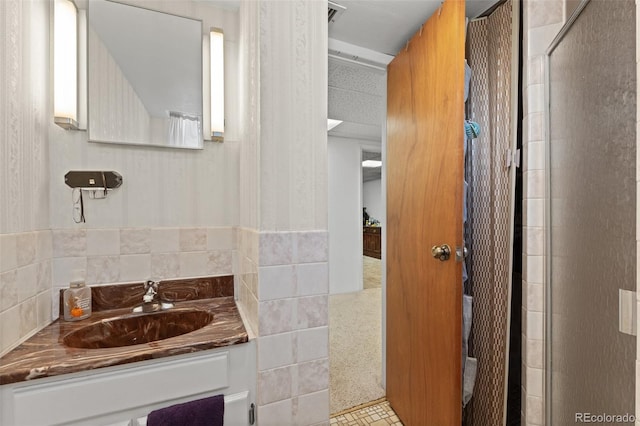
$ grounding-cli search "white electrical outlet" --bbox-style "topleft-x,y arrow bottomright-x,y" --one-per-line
618,289 -> 636,336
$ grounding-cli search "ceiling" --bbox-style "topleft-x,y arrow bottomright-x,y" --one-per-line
202,0 -> 503,142
329,0 -> 502,56
362,151 -> 382,182
202,0 -> 502,57
327,0 -> 502,143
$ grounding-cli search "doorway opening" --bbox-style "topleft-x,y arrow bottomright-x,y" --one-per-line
328,129 -> 386,413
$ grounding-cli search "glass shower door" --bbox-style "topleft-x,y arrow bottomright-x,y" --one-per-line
546,0 -> 636,423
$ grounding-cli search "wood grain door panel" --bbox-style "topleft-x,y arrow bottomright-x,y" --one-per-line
386,0 -> 465,424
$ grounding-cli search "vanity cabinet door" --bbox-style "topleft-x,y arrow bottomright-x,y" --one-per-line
1,342 -> 256,426
363,227 -> 382,259
6,352 -> 228,425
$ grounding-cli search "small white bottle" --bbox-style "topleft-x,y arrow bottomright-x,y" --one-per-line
63,269 -> 92,321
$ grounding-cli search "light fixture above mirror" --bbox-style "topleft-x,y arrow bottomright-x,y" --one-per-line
210,28 -> 224,142
53,0 -> 79,130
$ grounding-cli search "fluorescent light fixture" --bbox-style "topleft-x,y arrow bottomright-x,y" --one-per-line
327,119 -> 343,131
210,28 -> 224,142
54,0 -> 79,130
362,160 -> 382,168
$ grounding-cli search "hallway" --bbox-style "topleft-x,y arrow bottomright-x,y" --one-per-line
329,256 -> 384,413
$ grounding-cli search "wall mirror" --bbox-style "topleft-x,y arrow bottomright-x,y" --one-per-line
87,0 -> 204,149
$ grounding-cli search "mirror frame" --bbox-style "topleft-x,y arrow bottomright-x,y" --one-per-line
84,0 -> 205,150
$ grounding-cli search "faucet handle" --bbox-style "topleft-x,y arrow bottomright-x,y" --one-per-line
143,280 -> 159,294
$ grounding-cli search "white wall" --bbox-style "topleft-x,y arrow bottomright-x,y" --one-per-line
328,137 -> 362,294
0,0 -> 50,235
363,179 -> 383,225
328,136 -> 382,295
254,2 -> 330,424
0,0 -> 53,356
259,4 -> 328,232
50,1 -> 240,230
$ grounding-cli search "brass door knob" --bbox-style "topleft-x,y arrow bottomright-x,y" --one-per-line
431,244 -> 451,261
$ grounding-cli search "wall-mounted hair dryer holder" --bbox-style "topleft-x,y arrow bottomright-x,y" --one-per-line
65,171 -> 122,223
65,170 -> 122,196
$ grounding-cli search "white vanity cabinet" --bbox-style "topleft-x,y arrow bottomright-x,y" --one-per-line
0,341 -> 256,426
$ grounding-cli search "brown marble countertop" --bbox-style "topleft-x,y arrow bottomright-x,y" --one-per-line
0,279 -> 248,386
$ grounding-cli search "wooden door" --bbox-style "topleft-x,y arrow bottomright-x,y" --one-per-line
386,0 -> 465,424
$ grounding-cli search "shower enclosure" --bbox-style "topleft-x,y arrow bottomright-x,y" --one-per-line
546,0 -> 636,422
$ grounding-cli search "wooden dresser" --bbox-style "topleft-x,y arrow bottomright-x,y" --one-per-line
363,226 -> 382,259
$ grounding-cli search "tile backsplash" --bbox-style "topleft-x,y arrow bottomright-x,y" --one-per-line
0,230 -> 53,357
52,227 -> 234,290
0,226 -> 235,357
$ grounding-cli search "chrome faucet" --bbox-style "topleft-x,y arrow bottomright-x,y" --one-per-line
133,280 -> 174,313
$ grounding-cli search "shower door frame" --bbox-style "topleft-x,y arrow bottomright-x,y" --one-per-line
544,4 -> 589,423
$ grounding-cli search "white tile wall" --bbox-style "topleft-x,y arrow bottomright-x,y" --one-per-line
259,299 -> 296,336
86,229 -> 120,256
16,264 -> 37,303
151,228 -> 180,253
255,231 -> 330,424
87,256 -> 120,284
0,270 -> 18,312
295,390 -> 330,425
179,228 -> 207,252
236,227 -> 260,335
0,231 -> 53,357
258,265 -> 296,301
119,254 -> 151,281
297,295 -> 329,330
259,233 -> 294,266
0,225 -> 235,358
120,229 -> 151,254
258,365 -> 294,405
247,3 -> 328,424
296,327 -> 329,363
52,229 -> 87,258
178,252 -> 209,277
16,233 -> 36,267
522,1 -> 566,424
207,228 -> 234,250
258,332 -> 295,370
526,395 -> 544,424
297,359 -> 329,395
295,232 -> 329,264
51,227 -> 235,290
258,398 -> 294,425
296,263 -> 329,297
0,235 -> 18,273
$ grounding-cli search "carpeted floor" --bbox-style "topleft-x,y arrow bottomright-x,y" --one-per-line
330,256 -> 385,414
363,255 -> 382,290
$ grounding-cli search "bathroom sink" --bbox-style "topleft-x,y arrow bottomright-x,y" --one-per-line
63,309 -> 214,349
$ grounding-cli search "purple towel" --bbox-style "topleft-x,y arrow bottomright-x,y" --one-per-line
147,394 -> 224,426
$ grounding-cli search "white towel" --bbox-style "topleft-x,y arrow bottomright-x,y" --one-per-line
463,357 -> 478,407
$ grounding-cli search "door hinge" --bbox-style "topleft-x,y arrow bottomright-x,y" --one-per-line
249,403 -> 256,425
